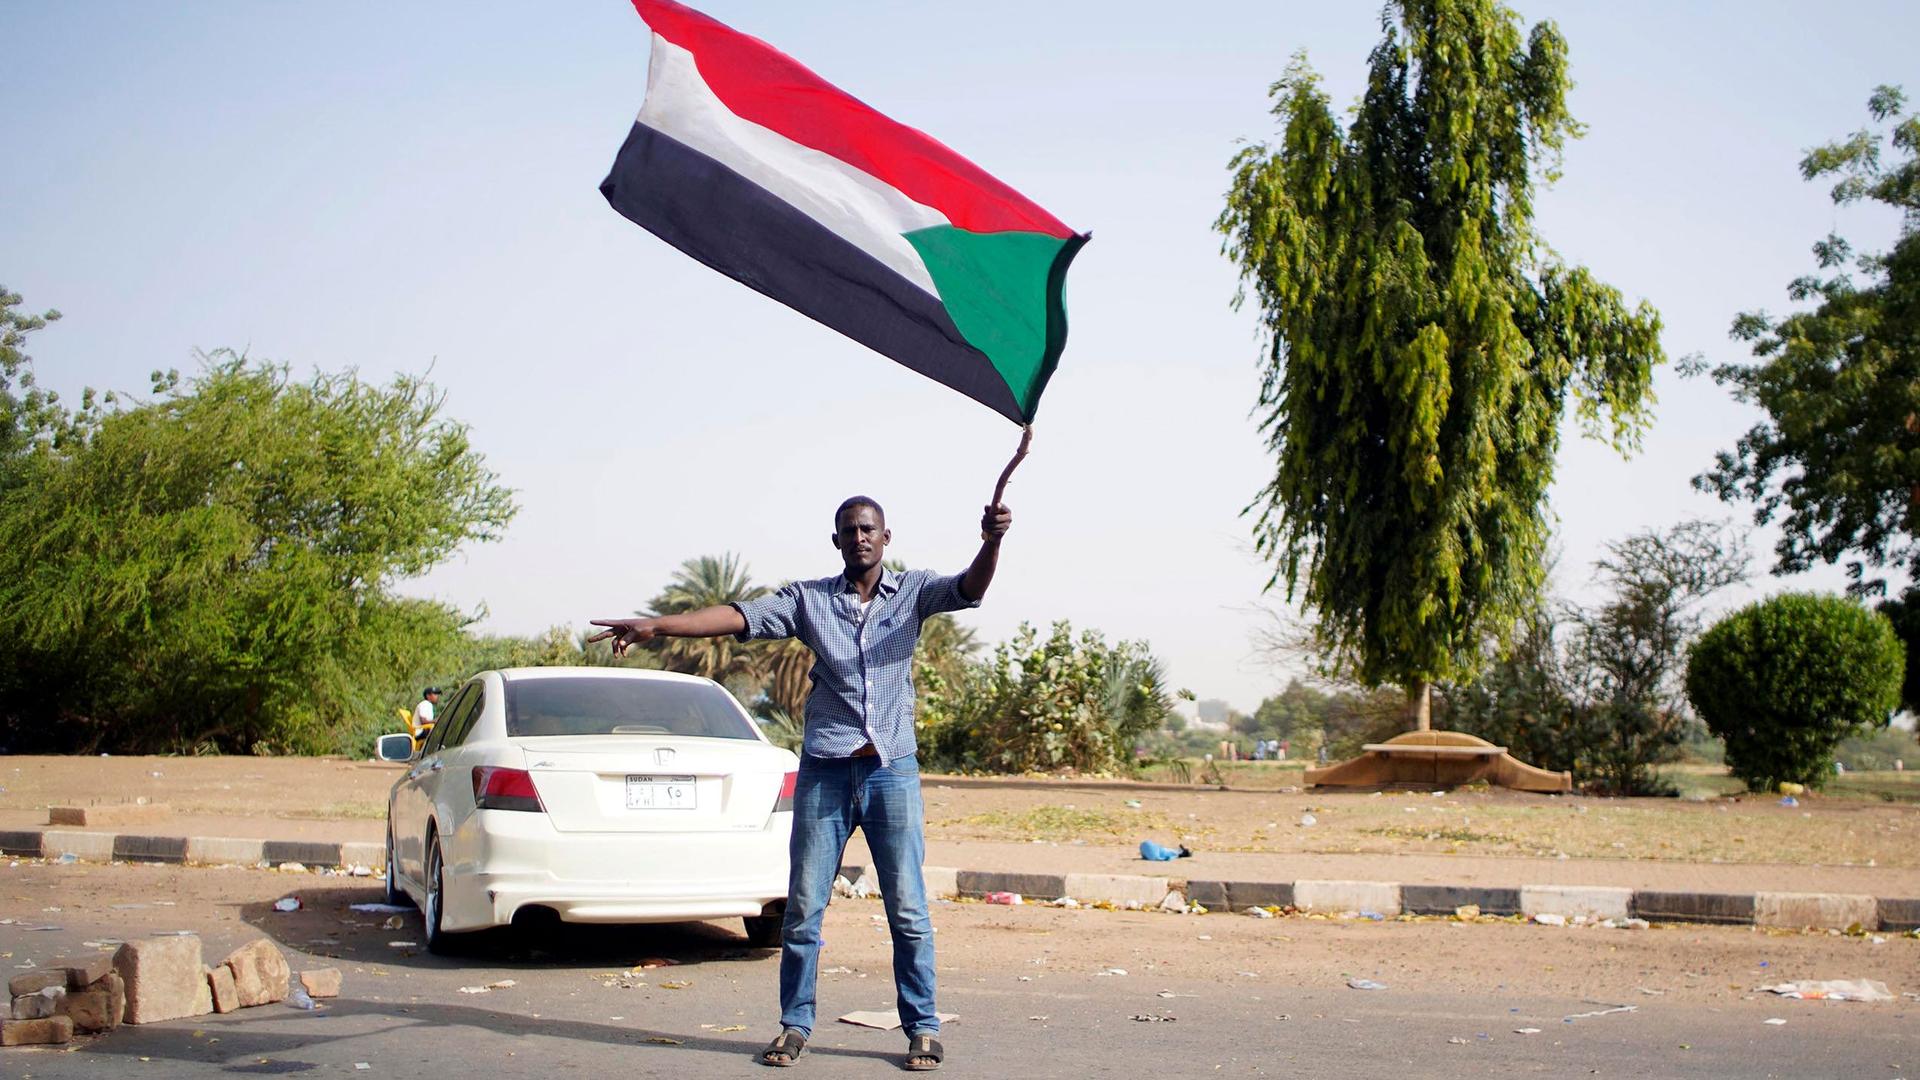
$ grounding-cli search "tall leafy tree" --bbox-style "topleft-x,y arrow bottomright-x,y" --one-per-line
0,351 -> 517,753
1696,86 -> 1920,596
1218,0 -> 1663,727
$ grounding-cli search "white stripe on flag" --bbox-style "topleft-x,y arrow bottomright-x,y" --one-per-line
640,35 -> 949,297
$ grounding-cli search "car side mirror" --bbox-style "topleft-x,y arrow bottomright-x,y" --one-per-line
376,733 -> 417,763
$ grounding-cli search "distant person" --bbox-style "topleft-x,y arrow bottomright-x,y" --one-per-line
410,687 -> 441,745
590,494 -> 1011,1072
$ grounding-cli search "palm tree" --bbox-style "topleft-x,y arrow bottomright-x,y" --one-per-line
761,638 -> 815,719
642,553 -> 767,683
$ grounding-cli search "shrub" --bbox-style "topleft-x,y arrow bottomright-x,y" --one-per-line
1684,593 -> 1904,791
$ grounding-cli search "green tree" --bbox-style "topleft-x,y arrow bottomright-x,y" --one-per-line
1217,0 -> 1663,729
642,553 -> 767,682
1686,593 -> 1904,791
0,352 -> 516,754
1696,86 -> 1920,596
0,287 -> 67,493
1564,521 -> 1747,793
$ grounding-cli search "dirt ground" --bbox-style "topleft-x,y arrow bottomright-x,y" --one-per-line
2,754 -> 1917,868
3,860 -> 1917,1010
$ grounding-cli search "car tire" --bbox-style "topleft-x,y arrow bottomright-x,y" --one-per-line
383,821 -> 410,908
424,830 -> 457,955
743,902 -> 785,949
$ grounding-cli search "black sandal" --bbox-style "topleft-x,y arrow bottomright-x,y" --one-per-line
903,1032 -> 944,1071
759,1029 -> 807,1067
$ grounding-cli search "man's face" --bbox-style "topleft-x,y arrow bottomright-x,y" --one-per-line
831,504 -> 890,574
426,691 -> 440,704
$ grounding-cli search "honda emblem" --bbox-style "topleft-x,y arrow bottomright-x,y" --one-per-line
655,748 -> 675,766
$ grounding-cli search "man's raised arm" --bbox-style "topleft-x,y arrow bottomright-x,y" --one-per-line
588,607 -> 748,657
959,503 -> 1013,602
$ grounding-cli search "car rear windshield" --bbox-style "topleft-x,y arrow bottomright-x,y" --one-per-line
503,677 -> 760,741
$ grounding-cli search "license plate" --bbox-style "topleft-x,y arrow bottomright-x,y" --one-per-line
625,775 -> 697,810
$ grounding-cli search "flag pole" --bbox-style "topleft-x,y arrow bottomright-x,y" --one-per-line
990,425 -> 1033,508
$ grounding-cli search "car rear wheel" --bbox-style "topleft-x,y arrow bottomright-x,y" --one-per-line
743,901 -> 785,949
424,831 -> 454,955
382,821 -> 409,908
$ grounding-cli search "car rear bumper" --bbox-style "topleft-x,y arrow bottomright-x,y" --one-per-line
441,808 -> 792,931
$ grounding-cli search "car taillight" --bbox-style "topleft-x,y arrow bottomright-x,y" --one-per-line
774,770 -> 797,813
472,766 -> 544,812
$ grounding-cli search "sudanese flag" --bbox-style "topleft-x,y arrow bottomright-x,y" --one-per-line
601,0 -> 1088,425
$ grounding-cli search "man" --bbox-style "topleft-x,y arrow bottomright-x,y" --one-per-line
590,496 -> 1010,1072
409,687 -> 441,750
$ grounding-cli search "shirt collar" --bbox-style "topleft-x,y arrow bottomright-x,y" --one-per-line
839,567 -> 901,597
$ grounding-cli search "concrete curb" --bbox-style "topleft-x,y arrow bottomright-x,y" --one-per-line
7,827 -> 1915,933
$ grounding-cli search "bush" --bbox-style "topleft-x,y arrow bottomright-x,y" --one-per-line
1684,593 -> 1904,791
915,621 -> 1175,775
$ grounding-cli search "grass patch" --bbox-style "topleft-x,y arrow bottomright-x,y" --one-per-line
1362,824 -> 1519,846
1828,772 -> 1920,804
935,804 -> 1189,842
279,800 -> 387,820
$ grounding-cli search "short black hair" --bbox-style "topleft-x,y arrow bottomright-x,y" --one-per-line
834,495 -> 885,529
423,687 -> 441,697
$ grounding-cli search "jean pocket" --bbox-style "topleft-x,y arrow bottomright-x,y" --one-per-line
884,754 -> 920,776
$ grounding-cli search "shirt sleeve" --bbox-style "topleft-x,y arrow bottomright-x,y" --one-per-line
915,569 -> 982,619
732,581 -> 803,642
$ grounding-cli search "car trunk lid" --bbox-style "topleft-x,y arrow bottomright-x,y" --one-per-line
513,736 -> 792,833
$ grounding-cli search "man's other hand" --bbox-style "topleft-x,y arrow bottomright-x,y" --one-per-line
588,617 -> 660,657
981,503 -> 1012,543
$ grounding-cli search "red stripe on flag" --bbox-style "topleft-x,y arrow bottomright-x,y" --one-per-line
631,0 -> 1073,239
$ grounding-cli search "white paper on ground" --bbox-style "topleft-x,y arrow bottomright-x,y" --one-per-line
1758,979 -> 1894,1002
837,1010 -> 959,1030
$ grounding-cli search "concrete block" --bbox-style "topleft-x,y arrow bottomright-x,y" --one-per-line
184,836 -> 266,866
1520,885 -> 1632,921
48,804 -> 172,827
112,834 -> 187,864
8,972 -> 67,997
0,830 -> 43,857
297,969 -> 342,999
40,830 -> 115,863
58,988 -> 114,1033
921,866 -> 959,899
12,986 -> 63,1019
93,972 -> 125,1028
222,939 -> 290,1008
60,956 -> 114,990
206,966 -> 239,1014
113,935 -> 211,1024
2,1016 -> 73,1046
1064,873 -> 1171,906
1292,880 -> 1402,917
1402,885 -> 1522,917
1876,897 -> 1920,933
1631,891 -> 1755,926
262,841 -> 343,868
339,842 -> 384,869
955,870 -> 1068,900
1754,892 -> 1878,931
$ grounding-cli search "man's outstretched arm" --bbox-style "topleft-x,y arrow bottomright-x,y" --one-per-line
588,606 -> 748,657
959,503 -> 1013,602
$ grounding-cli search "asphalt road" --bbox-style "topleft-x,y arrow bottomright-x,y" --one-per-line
3,861 -> 1915,1079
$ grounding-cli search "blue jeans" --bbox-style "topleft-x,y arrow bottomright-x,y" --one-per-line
778,753 -> 936,1039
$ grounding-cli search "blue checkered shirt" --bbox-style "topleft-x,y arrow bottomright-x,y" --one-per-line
731,567 -> 978,765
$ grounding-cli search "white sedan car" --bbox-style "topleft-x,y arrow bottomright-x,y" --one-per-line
379,666 -> 798,953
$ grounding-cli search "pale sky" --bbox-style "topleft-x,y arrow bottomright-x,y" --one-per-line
4,1 -> 1915,712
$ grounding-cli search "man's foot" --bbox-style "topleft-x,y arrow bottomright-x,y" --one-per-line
903,1032 -> 943,1071
759,1029 -> 807,1067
